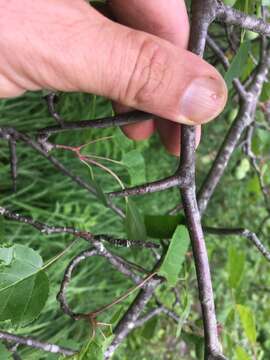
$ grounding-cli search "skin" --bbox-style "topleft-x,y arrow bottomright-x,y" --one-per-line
0,0 -> 227,155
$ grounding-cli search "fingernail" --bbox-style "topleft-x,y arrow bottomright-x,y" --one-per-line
178,76 -> 227,125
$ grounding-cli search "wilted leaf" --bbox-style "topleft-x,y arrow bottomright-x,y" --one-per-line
125,200 -> 147,241
158,225 -> 190,287
0,244 -> 49,324
236,304 -> 257,345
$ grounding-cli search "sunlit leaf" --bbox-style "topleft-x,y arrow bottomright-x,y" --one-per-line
236,304 -> 257,345
227,246 -> 245,290
235,158 -> 250,180
235,346 -> 252,360
223,0 -> 237,5
247,176 -> 260,195
158,225 -> 190,287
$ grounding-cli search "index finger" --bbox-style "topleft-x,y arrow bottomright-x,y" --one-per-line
108,0 -> 189,46
108,0 -> 193,154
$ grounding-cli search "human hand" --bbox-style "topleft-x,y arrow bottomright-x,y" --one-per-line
0,0 -> 227,155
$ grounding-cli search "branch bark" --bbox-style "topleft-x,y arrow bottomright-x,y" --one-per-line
0,331 -> 75,356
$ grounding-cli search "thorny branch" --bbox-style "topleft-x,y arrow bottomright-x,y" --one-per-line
0,1 -> 270,358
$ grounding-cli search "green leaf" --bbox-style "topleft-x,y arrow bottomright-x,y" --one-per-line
144,214 -> 186,239
141,317 -> 159,340
0,343 -> 12,359
122,150 -> 146,186
235,158 -> 250,180
0,244 -> 49,324
109,306 -> 123,325
158,225 -> 190,287
236,304 -> 257,345
89,179 -> 108,206
84,161 -> 108,206
176,291 -> 191,337
260,82 -> 270,101
235,346 -> 252,360
247,176 -> 261,195
223,0 -> 237,5
227,246 -> 245,290
0,247 -> 13,265
64,334 -> 113,360
114,127 -> 133,151
0,217 -> 4,243
125,200 -> 147,241
224,41 -> 250,89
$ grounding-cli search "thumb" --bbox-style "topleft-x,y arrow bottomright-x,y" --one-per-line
2,4 -> 227,125
67,10 -> 228,125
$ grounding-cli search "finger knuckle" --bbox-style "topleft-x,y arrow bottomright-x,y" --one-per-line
124,38 -> 170,106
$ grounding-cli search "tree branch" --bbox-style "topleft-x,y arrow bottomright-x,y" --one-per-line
178,1 -> 227,359
0,331 -> 75,356
216,3 -> 270,36
198,46 -> 270,214
204,226 -> 270,262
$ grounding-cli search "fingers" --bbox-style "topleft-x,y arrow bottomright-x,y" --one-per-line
0,1 -> 227,126
113,103 -> 156,140
79,10 -> 227,125
108,0 -> 189,46
156,121 -> 201,156
108,0 -> 205,155
0,74 -> 25,98
108,0 -> 189,143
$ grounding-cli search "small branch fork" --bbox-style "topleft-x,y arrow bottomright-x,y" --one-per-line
0,1 -> 270,359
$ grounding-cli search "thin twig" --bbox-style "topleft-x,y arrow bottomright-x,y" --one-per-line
0,331 -> 75,356
216,3 -> 270,36
8,138 -> 17,192
204,227 -> 270,262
